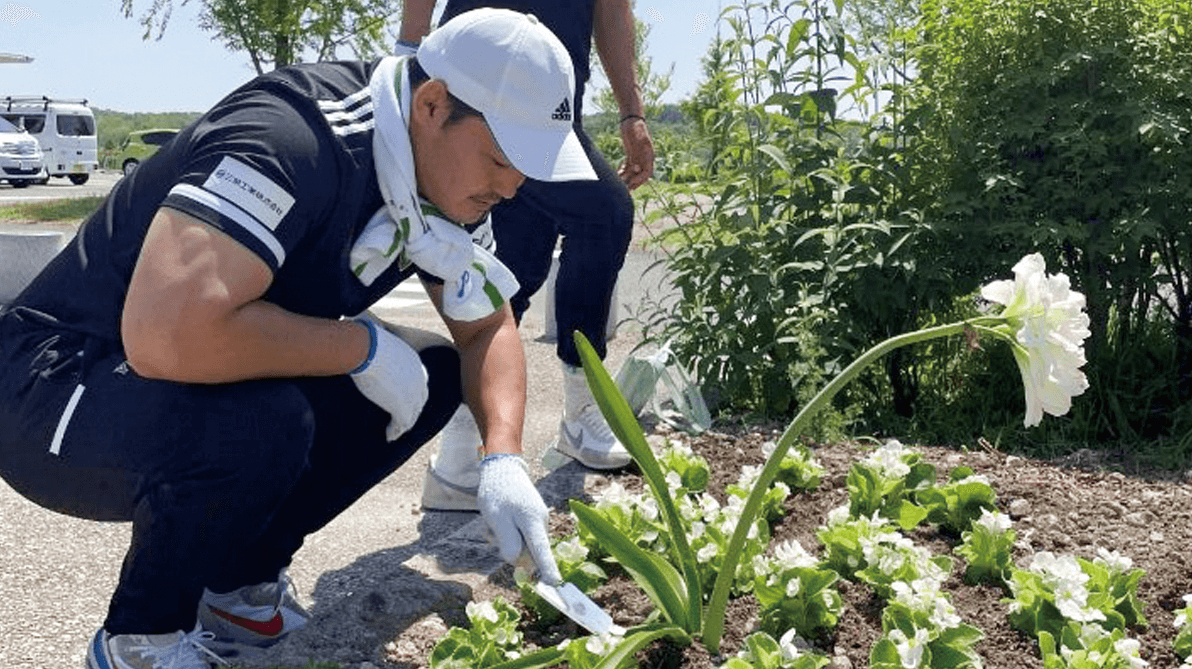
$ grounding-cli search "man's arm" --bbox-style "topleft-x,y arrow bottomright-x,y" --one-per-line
400,0 -> 437,43
423,280 -> 525,457
593,0 -> 655,190
121,207 -> 370,383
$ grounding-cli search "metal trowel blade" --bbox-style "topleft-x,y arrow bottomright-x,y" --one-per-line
534,581 -> 625,636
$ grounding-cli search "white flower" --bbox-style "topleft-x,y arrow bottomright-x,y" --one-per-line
826,504 -> 851,526
889,628 -> 930,668
637,495 -> 659,522
778,629 -> 809,660
785,577 -> 802,598
698,493 -> 722,520
773,539 -> 818,569
1055,588 -> 1106,623
980,253 -> 1091,427
737,464 -> 763,489
955,473 -> 991,487
761,440 -> 778,458
596,480 -> 631,508
665,471 -> 683,493
466,600 -> 499,623
1094,547 -> 1133,573
975,508 -> 1012,534
1113,638 -> 1148,669
1175,594 -> 1192,628
865,440 -> 912,478
555,536 -> 588,563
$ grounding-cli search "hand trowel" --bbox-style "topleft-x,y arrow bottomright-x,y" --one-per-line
534,581 -> 626,636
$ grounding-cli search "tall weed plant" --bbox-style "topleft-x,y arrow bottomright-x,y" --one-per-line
636,0 -> 940,432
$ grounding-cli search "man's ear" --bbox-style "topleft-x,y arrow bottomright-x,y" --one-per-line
411,80 -> 450,129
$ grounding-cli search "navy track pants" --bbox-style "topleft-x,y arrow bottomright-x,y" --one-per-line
0,306 -> 461,634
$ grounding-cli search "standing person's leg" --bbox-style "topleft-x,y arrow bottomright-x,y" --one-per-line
511,126 -> 635,470
423,123 -> 633,503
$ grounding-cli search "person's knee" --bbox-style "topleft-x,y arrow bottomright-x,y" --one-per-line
202,380 -> 315,487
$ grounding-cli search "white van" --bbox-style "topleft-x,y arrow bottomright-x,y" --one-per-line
1,96 -> 99,185
0,114 -> 44,188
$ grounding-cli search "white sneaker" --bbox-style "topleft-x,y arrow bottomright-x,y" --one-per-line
87,627 -> 226,669
555,364 -> 632,470
421,405 -> 482,511
196,571 -> 308,653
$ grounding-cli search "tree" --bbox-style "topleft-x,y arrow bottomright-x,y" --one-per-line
121,0 -> 402,74
589,7 -> 673,118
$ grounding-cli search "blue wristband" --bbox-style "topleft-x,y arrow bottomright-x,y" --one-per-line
349,319 -> 378,375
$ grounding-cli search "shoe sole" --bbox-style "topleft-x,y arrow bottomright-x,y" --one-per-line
555,439 -> 632,470
421,466 -> 480,512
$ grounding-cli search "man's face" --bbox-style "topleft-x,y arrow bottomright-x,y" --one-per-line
410,81 -> 526,224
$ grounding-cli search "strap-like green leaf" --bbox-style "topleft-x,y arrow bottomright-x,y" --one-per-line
593,626 -> 691,669
571,501 -> 692,630
573,333 -> 703,631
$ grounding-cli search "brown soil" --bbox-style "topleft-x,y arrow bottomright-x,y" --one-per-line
389,425 -> 1192,668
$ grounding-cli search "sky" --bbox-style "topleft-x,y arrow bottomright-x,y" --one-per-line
0,0 -> 727,114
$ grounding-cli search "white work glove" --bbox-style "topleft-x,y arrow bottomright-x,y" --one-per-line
402,213 -> 474,282
477,453 -> 562,585
349,317 -> 429,441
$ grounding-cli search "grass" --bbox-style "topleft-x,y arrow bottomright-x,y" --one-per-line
0,196 -> 104,223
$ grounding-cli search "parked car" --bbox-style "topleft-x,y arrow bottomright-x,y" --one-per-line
1,96 -> 98,185
0,114 -> 44,188
113,128 -> 179,176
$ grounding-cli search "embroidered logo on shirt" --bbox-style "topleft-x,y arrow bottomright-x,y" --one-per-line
203,157 -> 296,232
552,98 -> 572,122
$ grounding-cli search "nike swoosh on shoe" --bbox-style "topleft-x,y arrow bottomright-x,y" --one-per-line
209,606 -> 285,637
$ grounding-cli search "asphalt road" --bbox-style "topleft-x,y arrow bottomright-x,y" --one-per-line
0,169 -> 122,203
0,173 -> 675,668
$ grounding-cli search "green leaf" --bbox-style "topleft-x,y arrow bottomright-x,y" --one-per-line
894,499 -> 929,531
593,626 -> 691,669
574,332 -> 703,631
488,646 -> 567,669
570,500 -> 692,630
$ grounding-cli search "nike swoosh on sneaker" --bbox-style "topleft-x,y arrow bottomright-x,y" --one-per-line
562,421 -> 583,447
209,605 -> 285,638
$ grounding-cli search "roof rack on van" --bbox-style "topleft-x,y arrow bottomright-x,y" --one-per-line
3,96 -> 90,112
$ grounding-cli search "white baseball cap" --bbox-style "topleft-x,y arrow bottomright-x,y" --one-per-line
417,8 -> 597,182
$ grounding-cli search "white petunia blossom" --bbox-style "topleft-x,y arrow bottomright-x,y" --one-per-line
980,253 -> 1091,427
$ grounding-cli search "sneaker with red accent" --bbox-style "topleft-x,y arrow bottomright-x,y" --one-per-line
196,572 -> 309,653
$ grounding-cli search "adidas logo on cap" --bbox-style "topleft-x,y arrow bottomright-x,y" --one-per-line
552,98 -> 572,121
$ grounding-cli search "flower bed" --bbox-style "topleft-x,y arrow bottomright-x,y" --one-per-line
414,254 -> 1192,669
409,428 -> 1192,668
